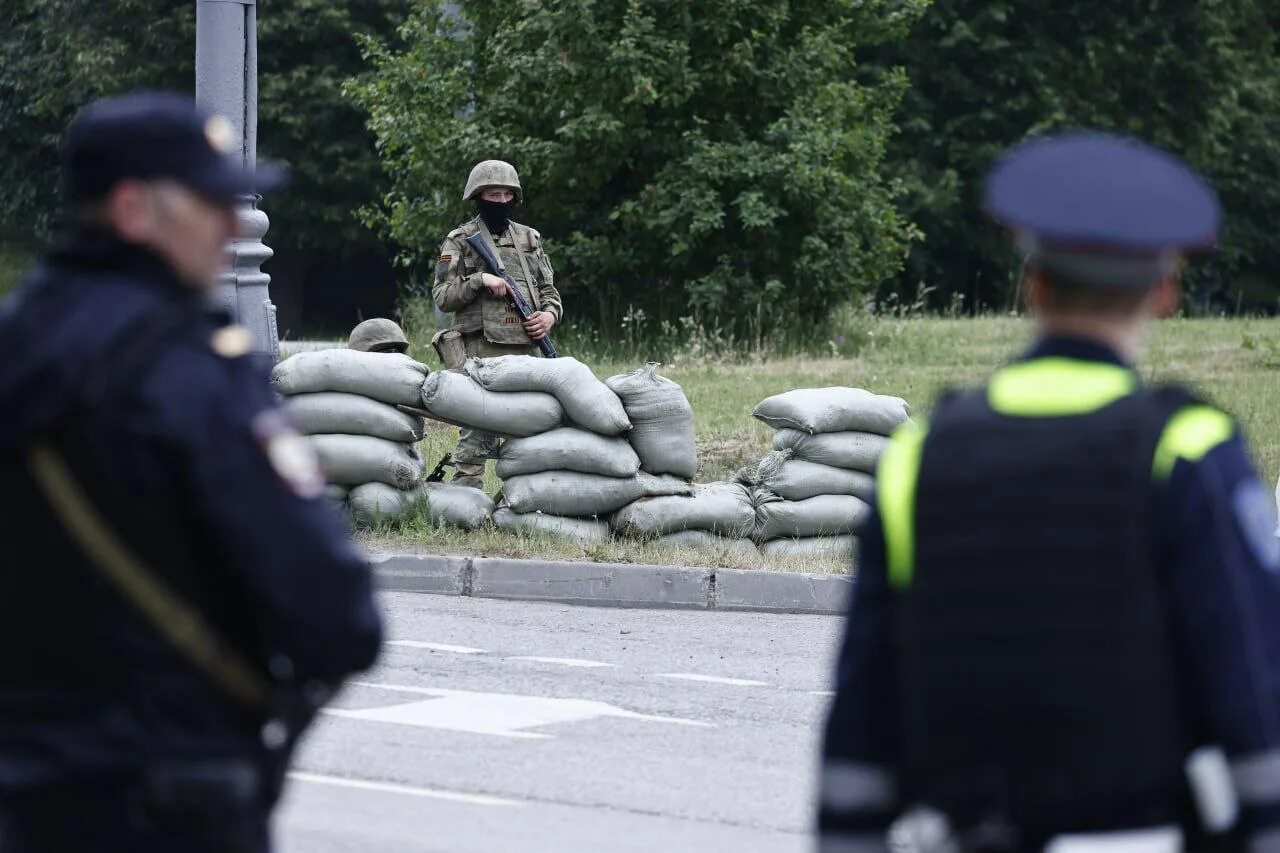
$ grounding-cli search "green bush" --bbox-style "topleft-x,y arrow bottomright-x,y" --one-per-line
350,0 -> 927,341
874,0 -> 1280,308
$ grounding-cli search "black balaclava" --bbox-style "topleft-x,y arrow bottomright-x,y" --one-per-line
476,197 -> 517,235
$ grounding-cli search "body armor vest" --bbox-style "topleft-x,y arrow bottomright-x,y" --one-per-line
450,218 -> 541,346
897,384 -> 1196,837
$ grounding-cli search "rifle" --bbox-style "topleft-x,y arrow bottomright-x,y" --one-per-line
465,231 -> 558,359
425,453 -> 453,483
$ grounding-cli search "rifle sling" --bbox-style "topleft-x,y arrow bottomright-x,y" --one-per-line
27,439 -> 272,713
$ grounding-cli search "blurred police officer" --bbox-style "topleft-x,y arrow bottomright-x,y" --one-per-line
0,92 -> 383,852
819,134 -> 1280,852
432,159 -> 563,489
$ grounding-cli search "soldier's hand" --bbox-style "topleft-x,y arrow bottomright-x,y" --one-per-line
524,311 -> 556,341
481,273 -> 509,298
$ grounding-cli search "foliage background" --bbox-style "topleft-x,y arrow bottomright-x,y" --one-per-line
873,0 -> 1280,310
0,0 -> 406,330
349,0 -> 928,342
3,0 -> 1279,328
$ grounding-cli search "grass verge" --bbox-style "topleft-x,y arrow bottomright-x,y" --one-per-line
366,314 -> 1280,573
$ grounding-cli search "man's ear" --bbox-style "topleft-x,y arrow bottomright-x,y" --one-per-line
102,180 -> 155,243
1022,266 -> 1047,315
1148,275 -> 1181,319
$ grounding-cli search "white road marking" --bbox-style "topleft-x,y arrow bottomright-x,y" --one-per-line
808,690 -> 836,697
653,673 -> 771,687
328,682 -> 712,738
384,641 -> 487,655
511,656 -> 616,668
289,772 -> 522,807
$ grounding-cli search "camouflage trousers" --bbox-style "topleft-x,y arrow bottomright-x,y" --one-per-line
451,334 -> 536,490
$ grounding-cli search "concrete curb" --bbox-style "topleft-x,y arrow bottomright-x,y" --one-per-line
369,554 -> 849,615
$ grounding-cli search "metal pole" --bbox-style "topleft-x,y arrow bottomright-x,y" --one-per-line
195,0 -> 280,364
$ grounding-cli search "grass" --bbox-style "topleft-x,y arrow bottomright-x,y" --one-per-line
360,313 -> 1280,573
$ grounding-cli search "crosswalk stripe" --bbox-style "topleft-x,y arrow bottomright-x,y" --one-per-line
653,673 -> 771,687
385,641 -> 487,654
512,656 -> 616,668
289,772 -> 523,806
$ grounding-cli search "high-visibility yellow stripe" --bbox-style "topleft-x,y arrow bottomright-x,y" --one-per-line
1152,405 -> 1234,480
988,357 -> 1137,416
879,421 -> 927,590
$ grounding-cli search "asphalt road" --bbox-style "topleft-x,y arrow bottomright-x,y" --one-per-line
275,592 -> 843,852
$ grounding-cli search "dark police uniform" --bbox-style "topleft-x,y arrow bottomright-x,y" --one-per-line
0,93 -> 383,852
819,136 -> 1280,852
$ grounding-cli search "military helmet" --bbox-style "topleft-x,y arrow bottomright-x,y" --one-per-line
348,318 -> 409,354
463,159 -> 522,202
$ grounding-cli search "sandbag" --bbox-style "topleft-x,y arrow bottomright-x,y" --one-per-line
323,484 -> 349,516
309,434 -> 424,489
271,350 -> 429,406
348,482 -> 494,529
605,363 -> 697,478
761,535 -> 858,562
611,482 -> 755,537
419,482 -> 495,530
347,482 -> 421,525
496,428 -> 640,479
467,356 -> 630,436
754,493 -> 872,541
286,392 -> 424,442
738,451 -> 875,502
657,530 -> 760,559
772,429 -> 888,473
492,506 -> 610,544
753,387 -> 910,435
502,470 -> 693,517
419,370 -> 563,437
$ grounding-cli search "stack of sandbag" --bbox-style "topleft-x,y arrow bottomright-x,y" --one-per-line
607,362 -> 735,554
271,348 -> 492,529
419,355 -> 695,542
605,363 -> 698,479
744,387 -> 911,559
611,482 -> 759,557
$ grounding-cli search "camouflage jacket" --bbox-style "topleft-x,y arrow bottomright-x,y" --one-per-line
432,217 -> 563,346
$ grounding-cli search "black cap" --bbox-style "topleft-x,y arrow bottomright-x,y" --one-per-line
983,133 -> 1221,290
62,91 -> 288,204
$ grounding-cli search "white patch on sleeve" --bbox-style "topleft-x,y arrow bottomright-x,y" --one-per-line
1233,478 -> 1280,571
251,410 -> 325,499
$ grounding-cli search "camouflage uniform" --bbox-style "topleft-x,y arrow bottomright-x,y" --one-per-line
433,216 -> 562,489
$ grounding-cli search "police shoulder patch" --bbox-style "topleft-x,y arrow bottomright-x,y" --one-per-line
210,325 -> 254,358
251,410 -> 325,499
1232,477 -> 1280,572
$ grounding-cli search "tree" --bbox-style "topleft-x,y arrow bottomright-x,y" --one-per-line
875,0 -> 1280,309
349,0 -> 927,339
0,0 -> 406,264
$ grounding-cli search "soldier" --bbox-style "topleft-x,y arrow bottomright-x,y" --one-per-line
432,159 -> 563,489
819,134 -> 1280,851
0,92 -> 382,852
349,317 -> 410,354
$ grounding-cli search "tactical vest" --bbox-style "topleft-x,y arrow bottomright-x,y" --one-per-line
885,360 -> 1204,836
450,218 -> 542,346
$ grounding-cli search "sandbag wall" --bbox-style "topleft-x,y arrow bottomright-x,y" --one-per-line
740,388 -> 911,560
270,349 -> 493,529
602,365 -> 760,555
420,357 -> 695,543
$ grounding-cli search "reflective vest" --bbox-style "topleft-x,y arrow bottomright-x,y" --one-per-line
877,357 -> 1234,835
